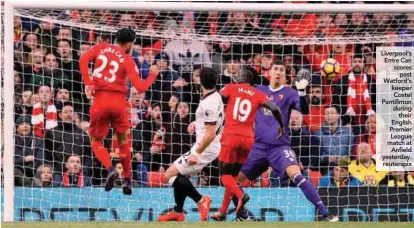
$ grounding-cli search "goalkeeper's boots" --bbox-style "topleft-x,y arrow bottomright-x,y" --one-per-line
122,178 -> 132,195
235,193 -> 250,216
198,196 -> 212,221
104,167 -> 118,192
157,211 -> 185,222
210,211 -> 227,221
324,213 -> 339,222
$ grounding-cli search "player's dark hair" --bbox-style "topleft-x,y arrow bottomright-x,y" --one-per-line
116,27 -> 136,44
199,67 -> 217,90
233,69 -> 253,85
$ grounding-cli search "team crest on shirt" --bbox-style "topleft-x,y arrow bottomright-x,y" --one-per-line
268,95 -> 274,100
278,94 -> 284,100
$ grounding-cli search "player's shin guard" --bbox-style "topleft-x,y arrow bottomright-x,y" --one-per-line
91,141 -> 113,169
221,175 -> 244,199
118,141 -> 132,179
293,173 -> 328,216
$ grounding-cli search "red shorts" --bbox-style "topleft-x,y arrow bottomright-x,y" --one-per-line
89,92 -> 129,140
219,134 -> 254,164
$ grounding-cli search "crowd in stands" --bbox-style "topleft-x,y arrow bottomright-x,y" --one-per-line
5,1 -> 414,188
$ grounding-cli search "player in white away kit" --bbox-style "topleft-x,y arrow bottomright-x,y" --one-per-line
158,68 -> 224,222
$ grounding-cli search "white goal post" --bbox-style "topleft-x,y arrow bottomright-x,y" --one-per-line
2,1 -> 414,222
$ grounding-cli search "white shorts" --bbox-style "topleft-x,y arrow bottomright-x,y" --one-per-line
173,142 -> 220,177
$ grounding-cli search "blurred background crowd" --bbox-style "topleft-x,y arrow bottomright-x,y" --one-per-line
4,1 -> 414,189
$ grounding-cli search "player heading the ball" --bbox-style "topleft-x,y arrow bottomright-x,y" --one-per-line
79,27 -> 159,195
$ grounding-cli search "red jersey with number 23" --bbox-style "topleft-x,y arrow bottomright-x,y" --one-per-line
220,83 -> 268,138
80,42 -> 156,96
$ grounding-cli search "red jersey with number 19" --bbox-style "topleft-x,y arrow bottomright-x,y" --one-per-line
79,42 -> 157,96
220,83 -> 268,138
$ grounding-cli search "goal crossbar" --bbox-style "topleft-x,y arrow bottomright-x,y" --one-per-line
8,1 -> 414,13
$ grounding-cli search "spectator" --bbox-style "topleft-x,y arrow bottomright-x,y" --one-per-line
31,85 -> 58,138
330,42 -> 352,81
348,12 -> 368,36
139,103 -> 169,171
183,65 -> 202,112
112,162 -> 140,188
44,104 -> 92,175
54,88 -> 71,111
303,81 -> 326,133
332,53 -> 376,135
259,52 -> 274,81
333,13 -> 349,29
220,58 -> 241,85
32,164 -> 54,187
78,42 -> 92,57
14,115 -> 43,178
34,16 -> 59,50
129,87 -> 151,126
164,21 -> 212,81
349,143 -> 387,186
165,101 -> 195,165
16,32 -> 40,64
22,48 -> 44,90
314,106 -> 354,168
30,52 -> 68,91
56,39 -> 84,104
54,155 -> 92,187
352,114 -> 376,156
150,52 -> 184,103
289,110 -> 321,171
318,157 -> 362,187
15,90 -> 35,119
397,14 -> 414,47
219,12 -> 265,37
380,172 -> 414,187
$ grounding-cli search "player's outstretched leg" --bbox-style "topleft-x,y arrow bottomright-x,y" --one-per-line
117,131 -> 132,195
158,165 -> 211,222
90,137 -> 118,192
286,165 -> 339,222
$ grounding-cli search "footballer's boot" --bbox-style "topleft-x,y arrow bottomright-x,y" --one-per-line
157,211 -> 185,222
235,193 -> 250,216
198,196 -> 212,221
210,211 -> 227,221
233,207 -> 249,222
122,178 -> 132,195
323,213 -> 339,222
104,167 -> 118,192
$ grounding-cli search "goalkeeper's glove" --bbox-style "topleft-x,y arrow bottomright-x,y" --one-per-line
295,79 -> 309,96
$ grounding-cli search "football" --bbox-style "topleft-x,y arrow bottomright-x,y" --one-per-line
320,58 -> 341,80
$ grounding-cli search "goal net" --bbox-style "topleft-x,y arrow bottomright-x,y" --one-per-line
3,2 -> 414,222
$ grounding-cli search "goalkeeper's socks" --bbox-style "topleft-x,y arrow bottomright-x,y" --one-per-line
119,142 -> 132,179
221,175 -> 244,199
91,141 -> 112,169
293,173 -> 328,216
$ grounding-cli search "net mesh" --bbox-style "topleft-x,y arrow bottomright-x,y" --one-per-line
4,4 -> 414,222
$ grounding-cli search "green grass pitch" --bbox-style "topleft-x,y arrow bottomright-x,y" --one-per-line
2,222 -> 414,228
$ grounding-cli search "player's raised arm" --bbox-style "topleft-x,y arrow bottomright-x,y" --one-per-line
262,100 -> 285,138
126,56 -> 159,93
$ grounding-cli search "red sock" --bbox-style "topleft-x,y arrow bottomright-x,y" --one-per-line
118,138 -> 132,179
221,175 -> 244,199
91,141 -> 112,169
219,187 -> 233,214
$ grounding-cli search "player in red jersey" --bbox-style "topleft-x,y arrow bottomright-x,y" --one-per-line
211,69 -> 284,221
79,28 -> 159,195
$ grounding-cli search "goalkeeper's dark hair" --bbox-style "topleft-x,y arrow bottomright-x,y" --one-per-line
200,67 -> 217,90
115,27 -> 136,44
272,59 -> 285,67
